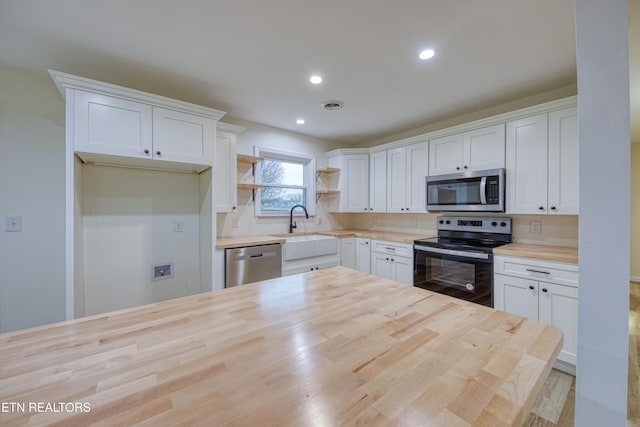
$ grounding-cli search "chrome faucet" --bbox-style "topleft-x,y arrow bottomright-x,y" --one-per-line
289,204 -> 309,233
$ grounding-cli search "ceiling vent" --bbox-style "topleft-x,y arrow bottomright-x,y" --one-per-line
322,100 -> 344,110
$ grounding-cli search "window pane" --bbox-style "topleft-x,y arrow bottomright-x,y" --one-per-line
260,159 -> 304,186
260,187 -> 306,211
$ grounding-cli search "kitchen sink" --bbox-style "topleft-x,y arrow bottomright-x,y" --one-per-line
284,234 -> 338,261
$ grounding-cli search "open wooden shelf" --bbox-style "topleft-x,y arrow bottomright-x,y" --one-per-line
237,183 -> 264,190
316,189 -> 340,195
316,167 -> 340,174
237,154 -> 263,164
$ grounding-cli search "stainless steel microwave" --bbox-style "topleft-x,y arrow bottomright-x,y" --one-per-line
425,168 -> 505,212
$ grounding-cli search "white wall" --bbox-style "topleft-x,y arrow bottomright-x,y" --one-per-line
217,119 -> 346,237
81,165 -> 203,316
0,67 -> 66,332
575,0 -> 630,424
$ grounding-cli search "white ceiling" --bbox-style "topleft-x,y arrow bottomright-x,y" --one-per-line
0,1 -> 635,145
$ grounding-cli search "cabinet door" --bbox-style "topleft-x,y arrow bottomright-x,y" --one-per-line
371,253 -> 392,280
73,90 -> 152,158
369,151 -> 387,212
355,238 -> 371,273
539,282 -> 579,365
493,274 -> 538,319
406,141 -> 428,212
428,134 -> 464,175
506,114 -> 549,214
464,124 -> 505,171
387,147 -> 407,212
340,238 -> 357,269
152,107 -> 214,166
392,256 -> 413,285
215,131 -> 238,213
341,155 -> 370,212
548,107 -> 579,215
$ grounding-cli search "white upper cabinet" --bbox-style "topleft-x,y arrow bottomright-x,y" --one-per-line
429,124 -> 505,175
387,141 -> 428,212
328,153 -> 369,212
52,70 -> 225,173
548,107 -> 579,214
507,107 -> 578,215
369,151 -> 387,213
215,123 -> 244,213
73,90 -> 153,159
152,107 -> 214,166
506,114 -> 549,214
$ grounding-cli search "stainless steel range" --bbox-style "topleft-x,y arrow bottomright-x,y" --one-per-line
413,216 -> 512,307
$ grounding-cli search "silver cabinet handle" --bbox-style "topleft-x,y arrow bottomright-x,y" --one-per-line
384,247 -> 396,251
526,268 -> 550,275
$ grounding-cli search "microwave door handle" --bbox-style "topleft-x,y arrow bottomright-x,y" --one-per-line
480,176 -> 487,205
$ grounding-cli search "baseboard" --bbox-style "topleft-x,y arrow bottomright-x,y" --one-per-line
553,359 -> 576,376
631,276 -> 640,283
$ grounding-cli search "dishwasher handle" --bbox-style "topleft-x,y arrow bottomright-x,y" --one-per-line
236,251 -> 277,261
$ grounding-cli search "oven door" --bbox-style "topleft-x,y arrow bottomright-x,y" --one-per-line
413,245 -> 494,307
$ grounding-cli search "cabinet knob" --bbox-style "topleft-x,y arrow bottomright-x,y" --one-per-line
529,285 -> 535,290
550,206 -> 557,211
401,208 -> 405,211
144,149 -> 150,154
370,208 -> 373,211
456,166 -> 460,171
364,208 -> 368,211
232,206 -> 236,211
542,288 -> 548,293
310,268 -> 314,271
156,151 -> 162,156
365,242 -> 369,245
538,206 -> 545,211
406,207 -> 410,211
390,258 -> 394,262
386,257 -> 389,261
463,165 -> 468,169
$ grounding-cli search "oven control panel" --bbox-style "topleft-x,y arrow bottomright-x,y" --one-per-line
437,216 -> 511,234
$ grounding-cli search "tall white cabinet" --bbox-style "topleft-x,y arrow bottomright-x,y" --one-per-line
385,140 -> 428,213
215,122 -> 245,213
50,70 -> 226,319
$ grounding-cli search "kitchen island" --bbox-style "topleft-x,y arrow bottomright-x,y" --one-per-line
0,267 -> 562,426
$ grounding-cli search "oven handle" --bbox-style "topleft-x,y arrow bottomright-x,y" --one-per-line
414,245 -> 490,260
480,176 -> 487,205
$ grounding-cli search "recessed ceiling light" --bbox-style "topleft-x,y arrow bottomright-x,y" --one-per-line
419,49 -> 435,60
309,75 -> 322,84
296,119 -> 305,125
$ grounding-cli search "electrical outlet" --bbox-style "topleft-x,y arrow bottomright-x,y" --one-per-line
529,221 -> 542,234
173,220 -> 183,233
410,217 -> 417,227
5,216 -> 22,232
317,216 -> 323,225
372,216 -> 378,226
232,217 -> 239,228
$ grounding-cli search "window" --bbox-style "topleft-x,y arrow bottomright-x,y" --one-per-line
255,147 -> 316,216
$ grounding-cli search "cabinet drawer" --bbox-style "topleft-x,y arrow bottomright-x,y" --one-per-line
494,255 -> 578,287
371,240 -> 412,257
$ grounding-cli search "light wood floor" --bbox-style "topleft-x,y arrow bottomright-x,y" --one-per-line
524,282 -> 640,426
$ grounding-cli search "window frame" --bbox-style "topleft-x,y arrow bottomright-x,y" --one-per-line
254,146 -> 316,217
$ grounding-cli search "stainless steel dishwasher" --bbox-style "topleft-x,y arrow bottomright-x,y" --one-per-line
225,244 -> 282,287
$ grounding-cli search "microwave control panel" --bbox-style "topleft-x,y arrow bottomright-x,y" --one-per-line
486,176 -> 500,204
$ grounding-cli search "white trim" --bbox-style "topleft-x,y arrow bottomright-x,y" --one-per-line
216,122 -> 245,134
630,275 -> 640,283
49,69 -> 226,120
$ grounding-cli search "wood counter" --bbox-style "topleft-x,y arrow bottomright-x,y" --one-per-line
0,267 -> 562,426
493,243 -> 579,264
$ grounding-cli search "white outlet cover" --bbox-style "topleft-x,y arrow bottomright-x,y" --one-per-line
5,216 -> 22,232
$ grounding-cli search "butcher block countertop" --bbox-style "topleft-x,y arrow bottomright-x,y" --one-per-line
493,243 -> 579,264
0,267 -> 561,426
216,230 -> 433,249
215,235 -> 286,249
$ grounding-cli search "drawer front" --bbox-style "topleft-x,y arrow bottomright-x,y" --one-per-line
371,240 -> 413,257
494,255 -> 578,287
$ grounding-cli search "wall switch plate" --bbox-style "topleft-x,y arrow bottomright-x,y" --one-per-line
152,263 -> 174,281
173,220 -> 183,233
5,216 -> 22,232
529,221 -> 542,234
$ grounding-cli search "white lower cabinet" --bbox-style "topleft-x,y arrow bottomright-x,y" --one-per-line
340,237 -> 356,269
355,238 -> 371,273
494,255 -> 578,369
370,240 -> 413,285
